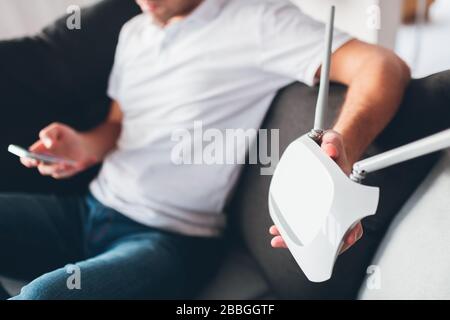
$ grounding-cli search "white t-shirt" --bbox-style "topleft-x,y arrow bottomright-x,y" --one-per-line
89,0 -> 352,237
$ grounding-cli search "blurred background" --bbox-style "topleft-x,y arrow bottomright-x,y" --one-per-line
1,0 -> 448,78
0,0 -> 98,39
294,0 -> 450,78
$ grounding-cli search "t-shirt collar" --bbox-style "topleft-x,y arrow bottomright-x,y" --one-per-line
145,0 -> 226,38
188,0 -> 226,24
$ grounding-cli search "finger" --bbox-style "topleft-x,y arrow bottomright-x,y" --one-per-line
29,140 -> 48,153
51,170 -> 76,180
353,223 -> 363,241
321,131 -> 343,158
321,130 -> 352,174
37,163 -> 62,176
269,225 -> 280,236
271,236 -> 287,248
341,232 -> 358,253
339,242 -> 351,254
340,233 -> 357,254
322,130 -> 344,149
51,161 -> 86,179
53,163 -> 78,175
340,223 -> 363,254
345,229 -> 358,246
345,223 -> 363,245
20,157 -> 38,168
322,142 -> 339,159
356,223 -> 364,242
39,123 -> 64,149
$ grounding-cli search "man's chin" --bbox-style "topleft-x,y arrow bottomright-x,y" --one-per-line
147,12 -> 171,26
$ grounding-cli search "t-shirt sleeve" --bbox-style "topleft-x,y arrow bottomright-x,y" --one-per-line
258,1 -> 353,87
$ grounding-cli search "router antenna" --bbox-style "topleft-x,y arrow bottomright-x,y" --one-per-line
309,5 -> 335,141
351,128 -> 450,182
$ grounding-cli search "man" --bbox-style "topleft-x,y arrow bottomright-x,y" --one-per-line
2,0 -> 410,299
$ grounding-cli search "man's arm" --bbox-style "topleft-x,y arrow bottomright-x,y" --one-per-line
79,100 -> 123,162
328,39 -> 411,167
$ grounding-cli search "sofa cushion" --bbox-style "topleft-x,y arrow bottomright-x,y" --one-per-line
198,244 -> 271,300
359,151 -> 450,299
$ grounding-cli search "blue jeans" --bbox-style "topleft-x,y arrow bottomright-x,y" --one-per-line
0,193 -> 221,300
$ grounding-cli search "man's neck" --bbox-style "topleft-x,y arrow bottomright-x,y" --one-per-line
161,0 -> 204,27
164,16 -> 185,27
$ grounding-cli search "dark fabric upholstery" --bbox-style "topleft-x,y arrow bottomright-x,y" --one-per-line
0,0 -> 140,193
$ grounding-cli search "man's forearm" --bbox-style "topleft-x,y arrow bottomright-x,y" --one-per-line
333,53 -> 411,165
79,100 -> 123,163
80,121 -> 121,163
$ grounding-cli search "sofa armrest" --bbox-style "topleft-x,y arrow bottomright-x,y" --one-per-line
359,151 -> 450,299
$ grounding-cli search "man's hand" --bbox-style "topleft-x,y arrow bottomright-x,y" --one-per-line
21,100 -> 123,179
269,130 -> 364,254
21,123 -> 98,179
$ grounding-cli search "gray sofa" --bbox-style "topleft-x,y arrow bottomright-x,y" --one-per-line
3,77 -> 450,299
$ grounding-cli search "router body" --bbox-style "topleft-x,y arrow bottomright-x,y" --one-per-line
269,135 -> 379,282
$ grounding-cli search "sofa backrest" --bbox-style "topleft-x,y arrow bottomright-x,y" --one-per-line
226,82 -> 349,298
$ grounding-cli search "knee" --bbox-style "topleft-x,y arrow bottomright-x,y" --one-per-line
10,270 -> 79,300
11,280 -> 67,300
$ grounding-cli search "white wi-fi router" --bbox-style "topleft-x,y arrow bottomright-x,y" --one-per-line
268,6 -> 450,283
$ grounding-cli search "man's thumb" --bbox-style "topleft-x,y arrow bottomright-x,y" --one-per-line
322,142 -> 339,160
41,136 -> 54,149
39,123 -> 63,149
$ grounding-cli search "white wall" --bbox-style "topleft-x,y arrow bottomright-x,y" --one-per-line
0,0 -> 100,40
292,0 -> 402,49
377,0 -> 403,49
396,0 -> 450,78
